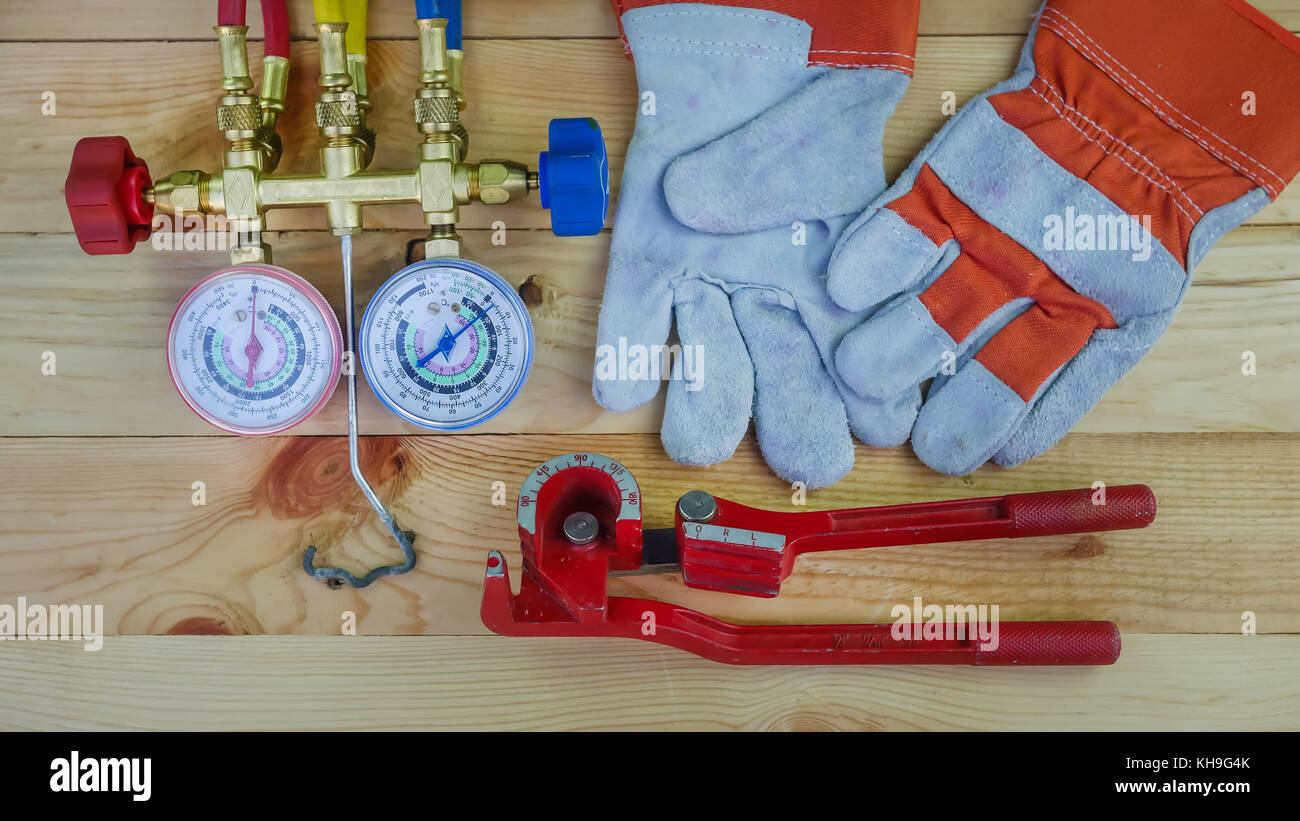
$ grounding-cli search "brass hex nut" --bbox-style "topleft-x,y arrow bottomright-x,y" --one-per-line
229,240 -> 272,265
168,173 -> 203,213
476,160 -> 528,205
152,170 -> 207,215
423,235 -> 462,260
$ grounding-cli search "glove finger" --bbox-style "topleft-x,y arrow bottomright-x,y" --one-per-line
592,257 -> 674,413
731,287 -> 853,489
912,302 -> 1102,475
661,278 -> 752,467
836,294 -> 955,402
838,380 -> 922,449
827,201 -> 946,312
664,68 -> 910,235
993,315 -> 1168,469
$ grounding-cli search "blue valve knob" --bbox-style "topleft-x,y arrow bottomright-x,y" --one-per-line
538,118 -> 610,237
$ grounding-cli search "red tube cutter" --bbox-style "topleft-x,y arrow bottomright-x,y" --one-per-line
481,453 -> 1155,666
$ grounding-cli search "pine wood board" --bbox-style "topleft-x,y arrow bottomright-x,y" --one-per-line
0,635 -> 1295,731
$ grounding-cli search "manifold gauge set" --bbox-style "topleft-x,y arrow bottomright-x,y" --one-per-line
64,0 -> 609,588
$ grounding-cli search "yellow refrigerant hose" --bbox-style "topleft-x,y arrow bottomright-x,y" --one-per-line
313,0 -> 367,57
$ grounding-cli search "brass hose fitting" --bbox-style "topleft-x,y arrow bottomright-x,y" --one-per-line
414,19 -> 467,158
315,21 -> 375,168
130,12 -> 558,263
148,170 -> 212,215
216,24 -> 282,171
215,25 -> 259,150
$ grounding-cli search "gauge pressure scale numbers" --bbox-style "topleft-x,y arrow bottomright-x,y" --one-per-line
166,265 -> 343,435
359,258 -> 535,430
166,259 -> 534,434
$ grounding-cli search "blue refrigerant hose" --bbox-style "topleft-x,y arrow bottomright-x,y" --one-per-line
415,0 -> 462,50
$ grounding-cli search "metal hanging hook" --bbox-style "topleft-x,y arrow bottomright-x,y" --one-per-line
304,233 -> 417,588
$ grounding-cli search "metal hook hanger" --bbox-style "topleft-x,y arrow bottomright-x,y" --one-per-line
303,233 -> 417,588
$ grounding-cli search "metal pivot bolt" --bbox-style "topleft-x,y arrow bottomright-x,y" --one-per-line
563,512 -> 600,545
677,490 -> 717,523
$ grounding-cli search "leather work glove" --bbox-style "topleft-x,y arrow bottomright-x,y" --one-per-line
825,0 -> 1300,475
593,0 -> 920,488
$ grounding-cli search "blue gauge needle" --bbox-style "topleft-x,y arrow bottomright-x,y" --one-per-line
416,304 -> 490,368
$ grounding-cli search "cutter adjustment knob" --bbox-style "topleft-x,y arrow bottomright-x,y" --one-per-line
65,136 -> 154,255
538,118 -> 610,237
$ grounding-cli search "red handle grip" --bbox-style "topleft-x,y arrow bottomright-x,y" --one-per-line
1004,485 -> 1156,538
974,621 -> 1121,665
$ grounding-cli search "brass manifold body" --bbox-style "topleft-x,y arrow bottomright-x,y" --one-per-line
146,17 -> 537,264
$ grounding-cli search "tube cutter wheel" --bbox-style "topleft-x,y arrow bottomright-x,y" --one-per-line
481,453 -> 1156,666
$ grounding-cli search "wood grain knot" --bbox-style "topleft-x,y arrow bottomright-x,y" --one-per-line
258,437 -> 405,519
517,275 -> 544,307
167,617 -> 239,636
773,715 -> 844,731
1066,534 -> 1108,559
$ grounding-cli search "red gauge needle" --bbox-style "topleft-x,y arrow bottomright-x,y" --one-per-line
244,285 -> 264,388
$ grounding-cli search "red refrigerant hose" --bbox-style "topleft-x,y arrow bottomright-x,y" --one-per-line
218,0 -> 291,58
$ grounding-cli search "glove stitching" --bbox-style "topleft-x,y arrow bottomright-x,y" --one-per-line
1088,327 -> 1158,354
809,49 -> 916,71
625,9 -> 802,31
811,60 -> 914,72
629,34 -> 804,55
810,49 -> 914,60
876,210 -> 934,258
969,370 -> 1020,408
1028,84 -> 1202,223
1046,8 -> 1288,190
1189,189 -> 1261,266
629,44 -> 804,64
1041,21 -> 1279,197
666,270 -> 799,310
1041,10 -> 1285,195
903,299 -> 956,351
1032,78 -> 1204,217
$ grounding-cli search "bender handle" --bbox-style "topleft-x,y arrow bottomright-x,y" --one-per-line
803,484 -> 1157,549
1001,485 -> 1156,538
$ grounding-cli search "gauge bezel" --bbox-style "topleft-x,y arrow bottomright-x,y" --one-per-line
165,264 -> 343,436
359,257 -> 535,431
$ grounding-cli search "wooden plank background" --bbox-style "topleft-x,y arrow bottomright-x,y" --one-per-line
1,0 -> 1298,731
4,636 -> 1296,731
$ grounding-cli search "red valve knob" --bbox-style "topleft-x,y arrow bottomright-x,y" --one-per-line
65,136 -> 154,255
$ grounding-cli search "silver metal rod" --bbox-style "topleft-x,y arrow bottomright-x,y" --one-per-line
302,233 -> 416,587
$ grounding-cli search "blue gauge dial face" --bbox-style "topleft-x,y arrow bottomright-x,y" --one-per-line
360,259 -> 534,429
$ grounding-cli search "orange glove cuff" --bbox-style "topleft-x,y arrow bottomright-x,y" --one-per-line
611,0 -> 920,73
